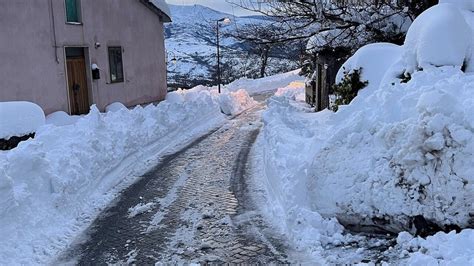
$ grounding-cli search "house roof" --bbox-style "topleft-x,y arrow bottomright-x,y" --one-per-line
141,0 -> 172,22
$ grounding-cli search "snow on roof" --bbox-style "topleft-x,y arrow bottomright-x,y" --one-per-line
147,0 -> 172,22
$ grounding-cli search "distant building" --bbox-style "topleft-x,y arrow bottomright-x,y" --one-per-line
0,0 -> 171,115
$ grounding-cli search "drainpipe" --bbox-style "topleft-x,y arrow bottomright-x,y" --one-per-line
49,0 -> 59,63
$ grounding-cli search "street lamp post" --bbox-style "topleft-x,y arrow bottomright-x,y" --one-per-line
216,17 -> 230,94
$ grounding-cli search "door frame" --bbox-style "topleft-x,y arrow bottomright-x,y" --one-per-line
63,45 -> 93,115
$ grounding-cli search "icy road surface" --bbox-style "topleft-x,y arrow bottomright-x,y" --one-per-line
58,94 -> 293,264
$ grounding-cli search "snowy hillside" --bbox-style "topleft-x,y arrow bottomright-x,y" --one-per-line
165,4 -> 300,88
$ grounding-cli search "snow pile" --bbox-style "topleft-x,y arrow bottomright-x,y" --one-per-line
260,68 -> 474,259
258,1 -> 474,261
310,67 -> 474,230
225,69 -> 303,95
0,101 -> 45,139
255,76 -> 345,255
336,43 -> 402,92
105,102 -> 127,112
46,111 -> 80,126
274,81 -> 306,101
402,3 -> 472,74
307,2 -> 474,229
0,88 -> 255,264
170,86 -> 257,116
217,89 -> 257,116
397,230 -> 474,265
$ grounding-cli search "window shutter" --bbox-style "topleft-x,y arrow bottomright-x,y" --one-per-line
65,0 -> 79,22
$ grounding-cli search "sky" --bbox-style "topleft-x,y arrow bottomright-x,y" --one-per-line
165,0 -> 262,17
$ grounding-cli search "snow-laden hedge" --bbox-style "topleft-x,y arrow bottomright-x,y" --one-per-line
0,101 -> 45,139
402,3 -> 473,74
335,43 -> 402,93
0,88 -> 255,264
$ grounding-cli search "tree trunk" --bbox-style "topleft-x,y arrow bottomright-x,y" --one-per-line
260,45 -> 270,78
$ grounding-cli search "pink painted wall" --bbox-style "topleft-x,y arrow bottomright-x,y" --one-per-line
0,0 -> 168,114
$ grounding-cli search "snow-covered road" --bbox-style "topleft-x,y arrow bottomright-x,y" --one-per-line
57,95 -> 292,264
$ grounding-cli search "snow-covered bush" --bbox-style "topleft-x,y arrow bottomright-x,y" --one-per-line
0,101 -> 45,140
439,0 -> 474,11
335,43 -> 402,92
402,3 -> 472,74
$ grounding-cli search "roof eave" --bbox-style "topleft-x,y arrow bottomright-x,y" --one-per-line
140,0 -> 172,23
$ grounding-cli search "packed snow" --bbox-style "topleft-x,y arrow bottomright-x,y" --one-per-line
398,229 -> 474,265
0,101 -> 45,139
0,88 -> 255,264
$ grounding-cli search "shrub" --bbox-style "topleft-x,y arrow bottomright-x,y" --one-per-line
332,68 -> 368,111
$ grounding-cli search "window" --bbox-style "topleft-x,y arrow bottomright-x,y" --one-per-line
108,47 -> 124,83
65,0 -> 81,23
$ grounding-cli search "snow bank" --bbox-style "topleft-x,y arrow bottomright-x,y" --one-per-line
0,101 -> 45,139
218,89 -> 257,116
225,69 -> 303,95
105,102 -> 127,112
402,3 -> 472,73
397,229 -> 474,265
260,67 -> 474,259
309,67 -> 474,230
259,82 -> 345,252
0,88 -> 255,264
335,43 -> 402,93
170,87 -> 257,116
259,2 -> 474,261
312,2 -> 474,229
46,111 -> 80,126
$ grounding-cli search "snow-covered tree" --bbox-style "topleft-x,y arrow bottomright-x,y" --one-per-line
235,0 -> 438,75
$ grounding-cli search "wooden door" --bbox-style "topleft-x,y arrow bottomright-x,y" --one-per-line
67,57 -> 89,115
315,64 -> 329,111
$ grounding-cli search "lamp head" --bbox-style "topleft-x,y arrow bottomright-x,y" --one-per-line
218,17 -> 231,24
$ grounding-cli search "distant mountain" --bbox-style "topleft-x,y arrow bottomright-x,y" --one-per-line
165,4 -> 300,88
